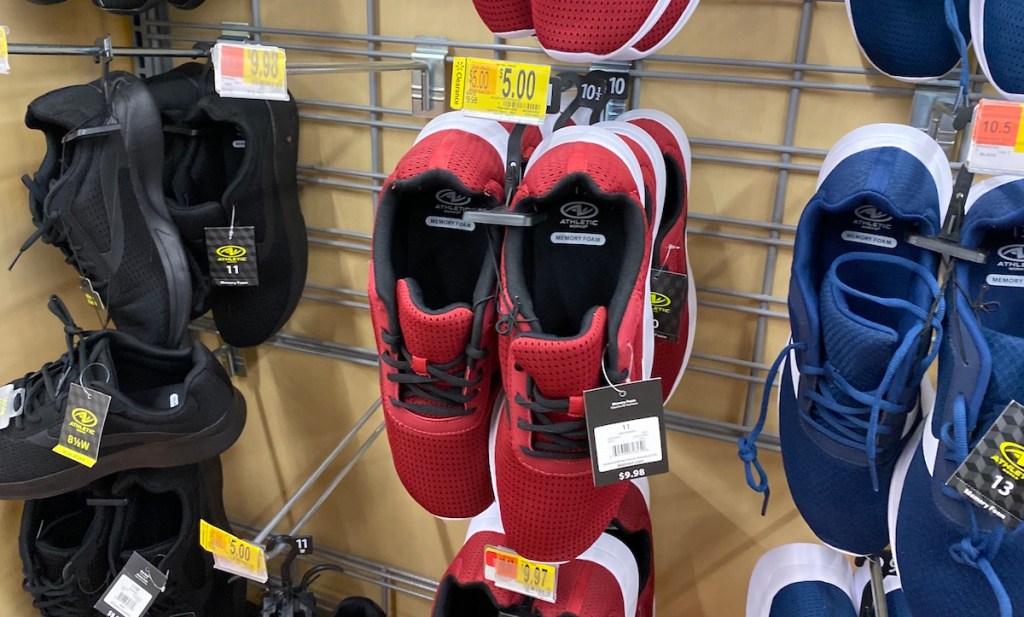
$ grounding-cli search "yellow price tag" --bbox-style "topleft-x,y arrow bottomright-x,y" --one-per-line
0,26 -> 10,75
484,545 -> 558,602
199,520 -> 266,577
212,42 -> 289,102
240,46 -> 286,89
451,57 -> 550,125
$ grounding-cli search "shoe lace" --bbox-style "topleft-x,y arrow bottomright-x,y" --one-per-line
738,254 -> 944,512
379,330 -> 484,417
11,296 -> 91,432
24,576 -> 95,617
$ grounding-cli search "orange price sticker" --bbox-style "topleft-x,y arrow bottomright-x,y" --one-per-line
972,100 -> 1024,149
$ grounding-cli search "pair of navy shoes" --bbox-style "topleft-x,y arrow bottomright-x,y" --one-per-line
747,544 -> 909,617
741,123 -> 1024,617
847,0 -> 1024,101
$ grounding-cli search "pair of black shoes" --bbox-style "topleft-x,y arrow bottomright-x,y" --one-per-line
21,68 -> 307,349
27,0 -> 205,15
20,458 -> 248,617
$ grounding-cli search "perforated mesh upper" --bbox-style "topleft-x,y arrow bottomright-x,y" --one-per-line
513,142 -> 641,205
848,0 -> 970,79
397,280 -> 474,363
472,0 -> 534,35
437,528 -> 523,611
511,308 -> 607,398
535,560 -> 626,616
387,130 -> 505,199
532,0 -> 662,55
982,0 -> 1024,96
631,0 -> 692,52
820,272 -> 899,392
768,582 -> 859,617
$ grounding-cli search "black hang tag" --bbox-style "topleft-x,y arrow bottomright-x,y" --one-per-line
205,226 -> 259,287
584,378 -> 669,487
94,552 -> 167,617
575,71 -> 629,111
545,76 -> 563,115
651,270 -> 688,342
946,400 -> 1024,529
294,535 -> 314,555
52,383 -> 111,468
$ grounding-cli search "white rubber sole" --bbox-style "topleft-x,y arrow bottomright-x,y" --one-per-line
575,532 -> 641,617
538,0 -> 673,64
617,109 -> 693,192
746,543 -> 856,617
496,28 -> 536,40
971,0 -> 1024,102
466,501 -> 505,540
415,111 -> 510,167
613,0 -> 703,61
844,0 -> 964,84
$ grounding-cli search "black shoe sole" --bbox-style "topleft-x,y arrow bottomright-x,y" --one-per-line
0,389 -> 247,500
110,74 -> 193,348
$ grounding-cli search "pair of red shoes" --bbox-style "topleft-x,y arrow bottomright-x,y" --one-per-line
369,110 -> 694,561
434,480 -> 654,616
472,0 -> 701,62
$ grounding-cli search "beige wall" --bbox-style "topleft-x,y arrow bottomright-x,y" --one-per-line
0,0 -> 918,615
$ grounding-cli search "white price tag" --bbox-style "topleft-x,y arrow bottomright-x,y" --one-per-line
0,26 -> 10,75
0,384 -> 25,430
483,546 -> 558,603
103,576 -> 153,617
211,42 -> 288,101
594,416 -> 663,473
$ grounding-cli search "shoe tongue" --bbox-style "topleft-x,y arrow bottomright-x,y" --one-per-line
26,84 -> 107,134
979,326 -> 1024,429
396,279 -> 474,363
510,307 -> 607,398
83,336 -> 120,390
35,513 -> 108,589
820,272 -> 903,392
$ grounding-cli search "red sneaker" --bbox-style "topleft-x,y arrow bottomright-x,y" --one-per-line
615,0 -> 702,60
534,479 -> 655,617
533,0 -> 672,63
370,112 -> 509,519
494,126 -> 654,562
472,0 -> 534,38
620,109 -> 696,402
432,504 -> 529,616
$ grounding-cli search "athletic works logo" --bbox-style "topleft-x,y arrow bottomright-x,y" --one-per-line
993,441 -> 1024,481
216,245 -> 248,264
651,292 -> 672,314
434,189 -> 473,214
852,206 -> 893,231
997,245 -> 1024,269
72,408 -> 98,428
559,202 -> 600,229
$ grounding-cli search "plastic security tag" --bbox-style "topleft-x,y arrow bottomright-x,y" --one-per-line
94,552 -> 166,617
584,378 -> 669,487
967,99 -> 1024,176
205,226 -> 259,287
199,519 -> 268,583
212,42 -> 288,101
52,383 -> 110,468
0,27 -> 10,75
651,270 -> 688,342
947,401 -> 1024,529
450,57 -> 551,125
484,545 -> 558,603
0,383 -> 25,430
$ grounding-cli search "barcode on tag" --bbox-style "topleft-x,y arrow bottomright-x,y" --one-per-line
105,576 -> 153,617
613,440 -> 647,457
594,416 -> 663,473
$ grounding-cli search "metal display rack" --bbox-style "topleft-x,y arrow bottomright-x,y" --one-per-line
5,0 -> 980,612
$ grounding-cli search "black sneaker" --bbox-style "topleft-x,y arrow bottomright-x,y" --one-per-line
21,71 -> 192,348
107,459 -> 247,617
19,478 -> 117,617
147,62 -> 308,348
0,296 -> 246,500
90,0 -> 163,12
332,597 -> 387,617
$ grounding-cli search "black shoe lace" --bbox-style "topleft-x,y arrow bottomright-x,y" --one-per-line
11,296 -> 92,432
24,576 -> 95,617
379,331 -> 484,417
11,174 -> 99,278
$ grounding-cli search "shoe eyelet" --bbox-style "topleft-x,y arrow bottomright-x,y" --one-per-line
513,363 -> 523,372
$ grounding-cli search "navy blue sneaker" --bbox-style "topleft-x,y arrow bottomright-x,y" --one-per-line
846,0 -> 971,82
892,176 -> 1024,617
739,124 -> 949,556
746,543 -> 858,617
972,0 -> 1024,101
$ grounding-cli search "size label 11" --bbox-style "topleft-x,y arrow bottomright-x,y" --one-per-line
212,42 -> 289,101
450,57 -> 551,125
484,545 -> 558,603
967,99 -> 1024,176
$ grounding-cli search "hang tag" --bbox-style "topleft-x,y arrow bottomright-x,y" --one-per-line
294,535 -> 314,555
584,378 -> 669,487
966,99 -> 1024,176
212,42 -> 289,101
946,401 -> 1024,529
199,520 -> 268,583
0,26 -> 9,75
52,383 -> 110,468
80,277 -> 105,311
205,226 -> 259,287
94,552 -> 166,617
484,545 -> 558,603
651,270 -> 688,342
575,71 -> 629,112
450,57 -> 551,125
0,383 -> 25,430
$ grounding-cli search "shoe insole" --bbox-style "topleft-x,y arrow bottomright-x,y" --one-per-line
390,176 -> 492,311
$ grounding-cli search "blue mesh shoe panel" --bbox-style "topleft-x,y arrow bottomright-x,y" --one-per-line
848,0 -> 970,79
769,582 -> 857,617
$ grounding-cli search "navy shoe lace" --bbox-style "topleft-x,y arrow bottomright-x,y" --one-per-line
738,253 -> 944,512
